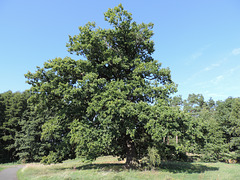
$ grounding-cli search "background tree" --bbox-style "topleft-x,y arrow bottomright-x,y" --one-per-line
215,97 -> 240,160
0,93 -> 6,162
182,94 -> 240,162
0,91 -> 28,162
183,94 -> 205,115
15,103 -> 55,162
193,104 -> 225,161
24,58 -> 82,163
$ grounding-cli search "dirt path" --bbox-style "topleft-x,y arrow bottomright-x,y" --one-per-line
0,165 -> 24,180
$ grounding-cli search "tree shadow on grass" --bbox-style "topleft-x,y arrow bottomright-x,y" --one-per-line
55,163 -> 125,172
57,161 -> 219,174
158,161 -> 219,174
76,163 -> 125,172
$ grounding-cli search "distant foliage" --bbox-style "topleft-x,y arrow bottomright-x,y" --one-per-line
0,91 -> 29,163
182,94 -> 240,162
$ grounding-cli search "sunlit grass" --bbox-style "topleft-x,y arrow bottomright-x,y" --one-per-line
17,156 -> 240,180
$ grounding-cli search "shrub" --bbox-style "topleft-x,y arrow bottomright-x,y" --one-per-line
141,147 -> 161,170
40,151 -> 61,165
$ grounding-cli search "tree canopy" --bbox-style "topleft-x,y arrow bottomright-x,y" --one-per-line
24,4 -> 186,167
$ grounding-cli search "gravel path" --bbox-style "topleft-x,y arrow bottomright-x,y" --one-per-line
0,165 -> 24,180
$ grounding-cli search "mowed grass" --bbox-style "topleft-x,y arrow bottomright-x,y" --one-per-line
0,167 -> 5,171
17,156 -> 240,180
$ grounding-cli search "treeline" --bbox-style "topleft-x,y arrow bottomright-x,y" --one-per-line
0,90 -> 74,163
172,94 -> 240,162
0,91 -> 239,163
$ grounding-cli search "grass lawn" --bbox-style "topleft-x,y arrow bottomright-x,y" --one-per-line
0,167 -> 5,172
17,156 -> 240,180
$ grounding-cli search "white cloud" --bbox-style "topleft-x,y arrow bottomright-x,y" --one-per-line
212,63 -> 220,67
204,91 -> 226,99
216,75 -> 224,81
191,52 -> 202,60
204,67 -> 211,71
204,63 -> 220,71
211,75 -> 224,84
185,44 -> 212,65
229,66 -> 240,74
232,48 -> 240,55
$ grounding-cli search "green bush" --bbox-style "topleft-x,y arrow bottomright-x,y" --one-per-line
40,151 -> 61,165
141,147 -> 161,170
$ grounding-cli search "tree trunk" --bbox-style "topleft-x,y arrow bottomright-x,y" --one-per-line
125,139 -> 138,168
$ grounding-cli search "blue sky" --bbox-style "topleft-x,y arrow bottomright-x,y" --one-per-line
0,0 -> 239,101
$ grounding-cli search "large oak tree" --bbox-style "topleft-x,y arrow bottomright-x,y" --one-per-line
26,4 -> 187,167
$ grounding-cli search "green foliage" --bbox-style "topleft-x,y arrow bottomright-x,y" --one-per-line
24,4 -> 181,166
215,97 -> 240,160
0,91 -> 29,162
40,151 -> 61,165
141,147 -> 161,169
14,107 -> 51,162
180,94 -> 240,162
183,94 -> 205,115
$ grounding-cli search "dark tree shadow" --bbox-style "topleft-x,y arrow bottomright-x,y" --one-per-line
77,163 -> 125,172
158,161 -> 219,173
56,161 -> 219,174
55,163 -> 125,172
